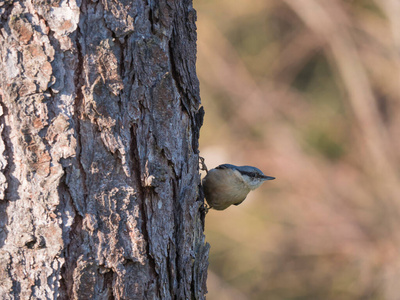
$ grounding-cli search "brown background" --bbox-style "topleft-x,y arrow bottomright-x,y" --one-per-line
197,1 -> 400,299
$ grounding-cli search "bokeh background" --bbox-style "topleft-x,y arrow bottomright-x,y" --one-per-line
196,0 -> 400,299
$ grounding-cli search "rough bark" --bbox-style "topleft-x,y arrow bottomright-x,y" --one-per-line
0,0 -> 209,299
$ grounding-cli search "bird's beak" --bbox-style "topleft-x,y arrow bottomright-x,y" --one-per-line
262,175 -> 275,180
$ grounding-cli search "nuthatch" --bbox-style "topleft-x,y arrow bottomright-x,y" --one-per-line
202,164 -> 275,210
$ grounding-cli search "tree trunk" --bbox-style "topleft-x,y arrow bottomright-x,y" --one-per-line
0,0 -> 208,299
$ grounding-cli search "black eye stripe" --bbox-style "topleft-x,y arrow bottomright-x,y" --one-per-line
216,164 -> 269,179
239,171 -> 264,178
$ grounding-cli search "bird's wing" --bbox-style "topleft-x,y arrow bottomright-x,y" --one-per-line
216,164 -> 236,170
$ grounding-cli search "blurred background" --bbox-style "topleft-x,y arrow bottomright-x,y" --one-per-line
196,0 -> 400,299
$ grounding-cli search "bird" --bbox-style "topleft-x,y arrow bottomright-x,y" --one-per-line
202,164 -> 275,210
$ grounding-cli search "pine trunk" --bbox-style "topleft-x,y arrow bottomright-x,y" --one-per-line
0,0 -> 208,299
